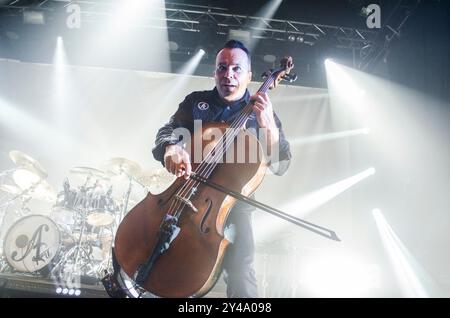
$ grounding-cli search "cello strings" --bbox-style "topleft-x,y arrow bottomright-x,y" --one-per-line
167,74 -> 276,218
170,91 -> 269,218
190,78 -> 273,182
188,78 -> 274,182
167,106 -> 253,216
168,77 -> 274,219
167,106 -> 253,219
167,108 -> 250,219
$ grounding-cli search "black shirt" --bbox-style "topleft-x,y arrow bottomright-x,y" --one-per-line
152,87 -> 291,176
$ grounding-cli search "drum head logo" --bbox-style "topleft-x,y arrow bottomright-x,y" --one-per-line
197,102 -> 209,110
4,215 -> 60,272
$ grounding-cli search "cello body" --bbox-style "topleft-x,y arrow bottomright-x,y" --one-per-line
114,122 -> 267,297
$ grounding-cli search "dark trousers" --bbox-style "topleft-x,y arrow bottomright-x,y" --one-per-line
222,203 -> 258,298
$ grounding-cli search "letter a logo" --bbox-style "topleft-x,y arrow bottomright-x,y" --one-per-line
66,4 -> 81,29
366,4 -> 381,29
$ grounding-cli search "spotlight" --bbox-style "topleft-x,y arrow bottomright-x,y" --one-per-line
372,208 -> 381,214
68,289 -> 75,296
324,58 -> 333,66
263,54 -> 276,63
360,6 -> 372,17
296,35 -> 304,43
55,287 -> 62,294
193,46 -> 207,57
75,289 -> 81,296
168,41 -> 179,51
5,31 -> 19,40
228,29 -> 251,46
23,10 -> 45,25
288,34 -> 296,42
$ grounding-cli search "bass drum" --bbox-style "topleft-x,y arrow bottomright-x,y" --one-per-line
3,215 -> 61,273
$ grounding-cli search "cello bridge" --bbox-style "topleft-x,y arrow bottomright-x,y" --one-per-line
174,195 -> 198,213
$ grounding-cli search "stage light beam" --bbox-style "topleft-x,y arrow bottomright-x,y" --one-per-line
301,250 -> 381,297
373,209 -> 440,297
254,167 -> 376,241
248,0 -> 283,50
177,48 -> 205,75
52,36 -> 69,127
291,128 -> 371,145
0,97 -> 86,154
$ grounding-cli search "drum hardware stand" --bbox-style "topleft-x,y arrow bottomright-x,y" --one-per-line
73,211 -> 90,272
118,175 -> 134,227
0,181 -> 38,210
110,175 -> 134,245
92,223 -> 115,278
16,196 -> 32,218
0,169 -> 25,273
50,210 -> 98,282
101,174 -> 138,289
82,174 -> 92,188
104,175 -> 134,275
0,256 -> 10,273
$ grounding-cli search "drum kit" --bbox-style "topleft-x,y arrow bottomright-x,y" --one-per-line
0,150 -> 172,285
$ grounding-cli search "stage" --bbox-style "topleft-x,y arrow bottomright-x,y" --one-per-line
0,0 -> 449,298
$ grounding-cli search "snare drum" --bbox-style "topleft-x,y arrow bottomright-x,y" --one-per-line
87,194 -> 118,227
3,215 -> 62,273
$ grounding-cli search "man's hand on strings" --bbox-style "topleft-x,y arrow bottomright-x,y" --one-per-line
251,92 -> 276,129
251,92 -> 279,146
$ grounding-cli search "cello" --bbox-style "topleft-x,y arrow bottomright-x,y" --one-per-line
107,57 -> 338,298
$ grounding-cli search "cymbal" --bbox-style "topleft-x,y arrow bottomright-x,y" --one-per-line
0,184 -> 22,195
70,166 -> 110,180
9,150 -> 48,178
32,181 -> 56,202
102,157 -> 142,178
13,169 -> 40,188
12,169 -> 56,202
138,168 -> 175,188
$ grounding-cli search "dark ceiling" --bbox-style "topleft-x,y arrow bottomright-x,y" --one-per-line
0,0 -> 424,88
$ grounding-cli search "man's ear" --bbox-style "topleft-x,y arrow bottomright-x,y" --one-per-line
247,71 -> 253,83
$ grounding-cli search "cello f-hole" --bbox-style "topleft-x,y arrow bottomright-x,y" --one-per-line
199,198 -> 212,234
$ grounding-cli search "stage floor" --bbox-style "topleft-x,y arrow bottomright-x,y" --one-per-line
0,272 -> 108,298
0,272 -> 227,298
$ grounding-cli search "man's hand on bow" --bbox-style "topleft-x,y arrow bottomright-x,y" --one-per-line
164,144 -> 192,179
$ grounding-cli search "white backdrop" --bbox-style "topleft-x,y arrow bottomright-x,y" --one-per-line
1,59 -> 448,297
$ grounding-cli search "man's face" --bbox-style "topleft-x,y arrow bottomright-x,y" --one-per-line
214,48 -> 252,103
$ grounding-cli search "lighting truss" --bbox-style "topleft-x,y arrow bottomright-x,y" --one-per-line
358,0 -> 420,72
0,0 -> 380,51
